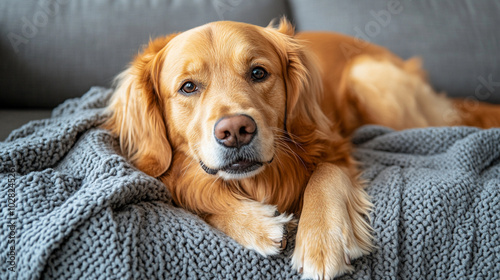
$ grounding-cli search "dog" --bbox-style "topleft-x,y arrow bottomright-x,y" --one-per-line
103,18 -> 500,279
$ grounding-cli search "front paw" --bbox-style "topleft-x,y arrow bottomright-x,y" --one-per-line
241,204 -> 293,256
291,210 -> 372,279
207,202 -> 293,256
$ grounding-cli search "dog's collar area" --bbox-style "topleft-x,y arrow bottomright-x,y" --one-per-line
199,158 -> 273,176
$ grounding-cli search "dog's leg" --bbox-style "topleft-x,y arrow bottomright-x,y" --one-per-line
205,200 -> 293,256
346,56 -> 462,131
292,163 -> 372,279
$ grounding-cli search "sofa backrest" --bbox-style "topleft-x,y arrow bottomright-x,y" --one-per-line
0,0 -> 291,109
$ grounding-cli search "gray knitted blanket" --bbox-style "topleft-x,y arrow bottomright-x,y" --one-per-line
1,87 -> 499,279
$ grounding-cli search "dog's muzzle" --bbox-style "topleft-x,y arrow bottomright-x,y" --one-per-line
198,114 -> 273,178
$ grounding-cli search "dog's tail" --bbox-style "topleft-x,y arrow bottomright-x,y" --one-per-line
453,99 -> 500,128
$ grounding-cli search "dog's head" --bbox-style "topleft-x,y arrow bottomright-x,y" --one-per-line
104,19 -> 326,180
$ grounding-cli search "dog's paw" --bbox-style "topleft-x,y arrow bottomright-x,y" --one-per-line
239,203 -> 293,256
291,210 -> 372,279
207,202 -> 293,256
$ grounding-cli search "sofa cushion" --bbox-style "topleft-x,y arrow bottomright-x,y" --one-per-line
0,0 -> 291,109
289,0 -> 500,104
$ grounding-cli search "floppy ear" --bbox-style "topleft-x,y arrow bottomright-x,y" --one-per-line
102,34 -> 178,177
265,18 -> 331,137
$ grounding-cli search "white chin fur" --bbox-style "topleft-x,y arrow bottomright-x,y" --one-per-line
218,165 -> 266,180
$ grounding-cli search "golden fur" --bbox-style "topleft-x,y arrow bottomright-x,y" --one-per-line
103,19 -> 500,279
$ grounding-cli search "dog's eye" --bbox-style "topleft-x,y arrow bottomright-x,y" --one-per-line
180,81 -> 198,95
251,67 -> 268,81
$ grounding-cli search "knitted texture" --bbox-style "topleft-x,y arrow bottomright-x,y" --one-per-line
1,87 -> 499,279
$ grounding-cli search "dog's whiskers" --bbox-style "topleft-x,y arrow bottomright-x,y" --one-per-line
271,127 -> 304,142
271,146 -> 285,171
273,137 -> 308,171
208,175 -> 222,192
271,127 -> 307,154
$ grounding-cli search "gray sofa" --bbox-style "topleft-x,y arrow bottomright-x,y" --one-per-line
1,0 -> 499,140
1,2 -> 500,279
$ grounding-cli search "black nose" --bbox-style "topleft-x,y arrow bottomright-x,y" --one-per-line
214,115 -> 257,148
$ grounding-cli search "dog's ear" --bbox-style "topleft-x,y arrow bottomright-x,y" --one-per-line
265,18 -> 331,137
103,34 -> 178,177
267,17 -> 295,37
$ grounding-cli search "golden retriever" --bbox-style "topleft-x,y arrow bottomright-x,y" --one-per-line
103,18 -> 500,279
